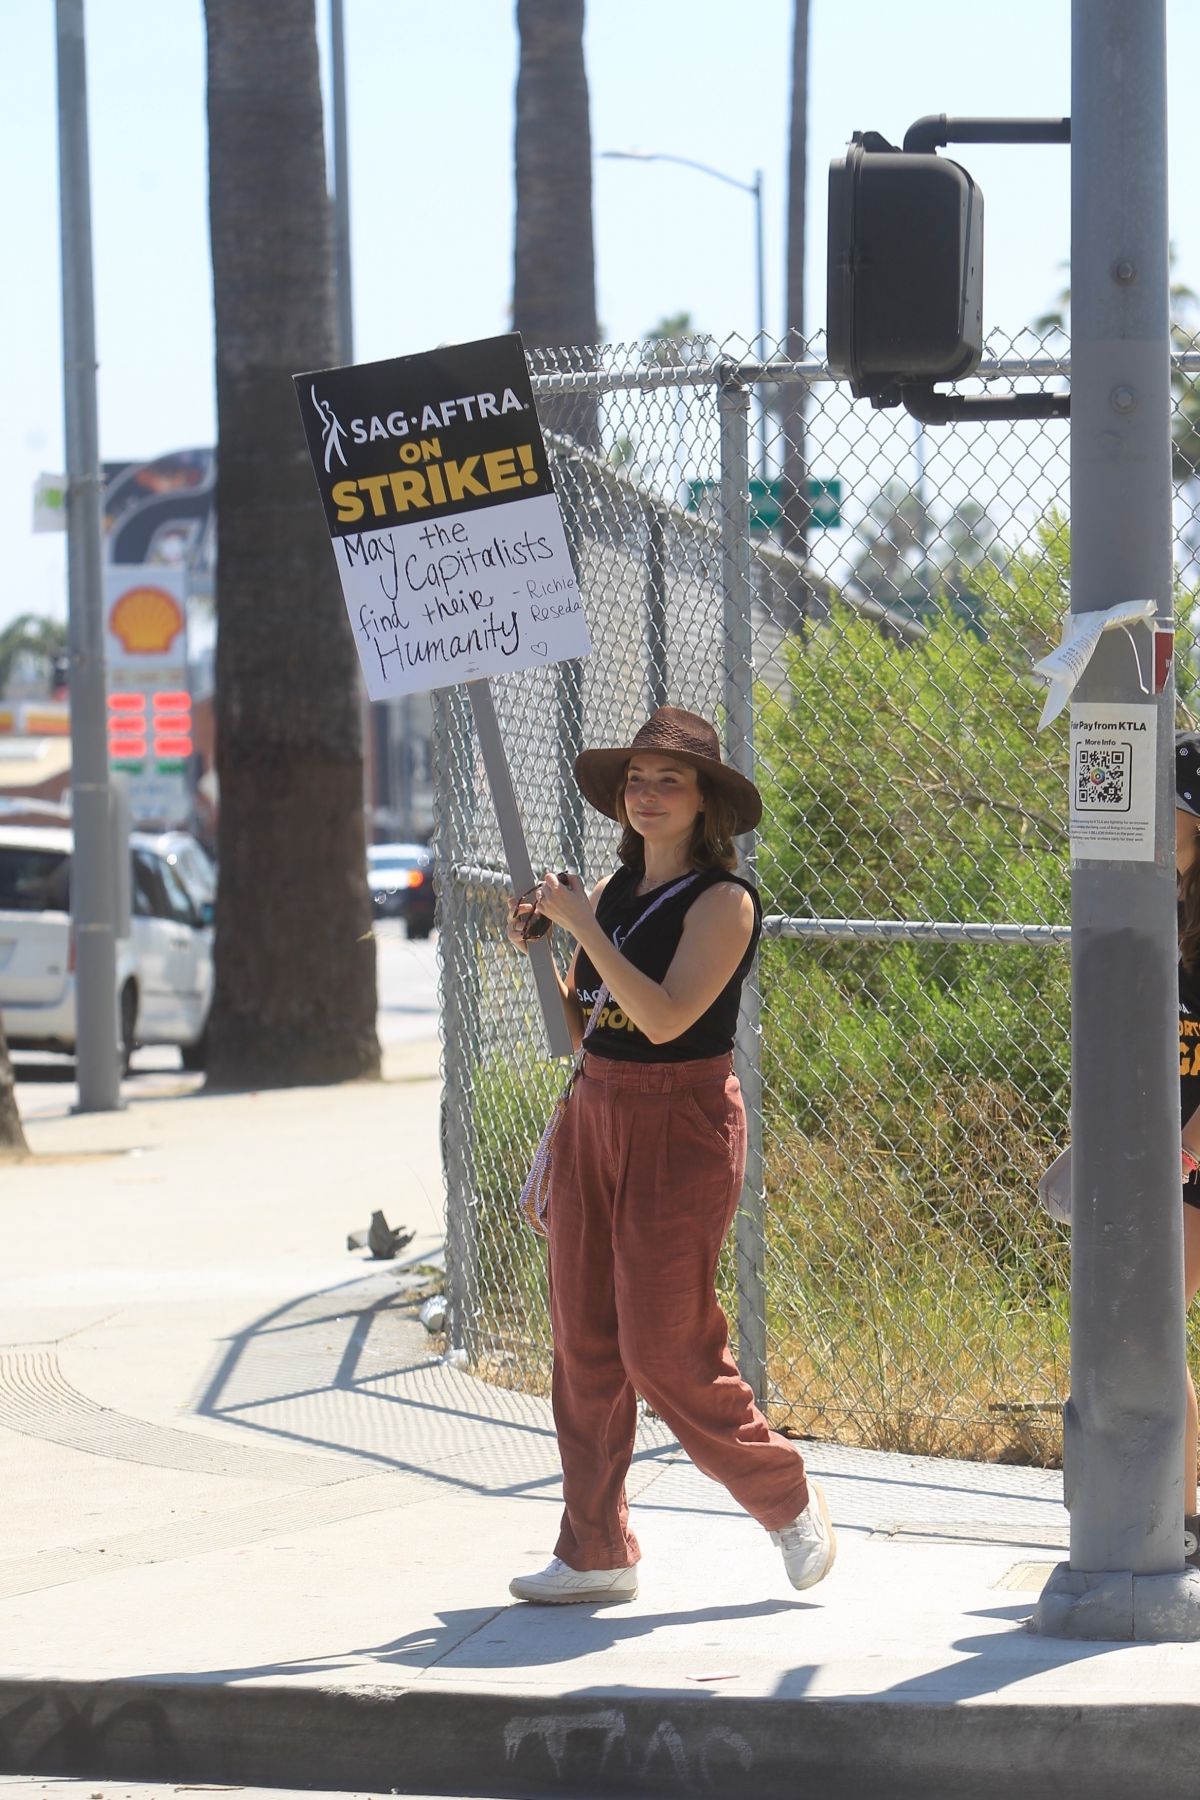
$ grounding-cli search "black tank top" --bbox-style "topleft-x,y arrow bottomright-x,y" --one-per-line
573,865 -> 762,1063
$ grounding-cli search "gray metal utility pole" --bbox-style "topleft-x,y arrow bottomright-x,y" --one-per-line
55,0 -> 119,1112
1033,0 -> 1200,1640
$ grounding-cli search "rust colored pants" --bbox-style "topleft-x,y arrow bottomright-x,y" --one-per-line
546,1051 -> 809,1570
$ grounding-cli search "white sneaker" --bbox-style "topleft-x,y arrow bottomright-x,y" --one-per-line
771,1479 -> 837,1591
508,1556 -> 638,1605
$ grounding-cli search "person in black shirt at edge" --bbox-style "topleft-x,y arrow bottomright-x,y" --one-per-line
1174,731 -> 1200,1567
504,706 -> 835,1604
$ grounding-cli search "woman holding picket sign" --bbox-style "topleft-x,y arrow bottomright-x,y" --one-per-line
503,706 -> 836,1604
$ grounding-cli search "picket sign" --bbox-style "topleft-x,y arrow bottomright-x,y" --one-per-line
293,331 -> 589,1058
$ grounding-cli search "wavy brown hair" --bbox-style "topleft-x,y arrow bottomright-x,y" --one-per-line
1181,833 -> 1200,975
613,766 -> 739,875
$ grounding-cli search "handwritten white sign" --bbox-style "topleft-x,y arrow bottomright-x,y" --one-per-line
335,492 -> 588,700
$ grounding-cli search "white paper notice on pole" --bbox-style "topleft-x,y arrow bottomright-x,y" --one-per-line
1032,599 -> 1157,730
32,472 -> 67,534
293,333 -> 590,701
1069,702 -> 1157,862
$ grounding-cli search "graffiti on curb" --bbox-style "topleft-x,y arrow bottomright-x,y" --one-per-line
0,1689 -> 179,1775
504,1707 -> 753,1787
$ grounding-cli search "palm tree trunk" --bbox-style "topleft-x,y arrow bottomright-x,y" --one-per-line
780,0 -> 816,630
513,0 -> 599,863
513,0 -> 599,449
204,0 -> 379,1088
0,1023 -> 27,1153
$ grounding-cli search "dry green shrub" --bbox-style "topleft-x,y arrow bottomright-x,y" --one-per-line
755,1106 -> 1069,1464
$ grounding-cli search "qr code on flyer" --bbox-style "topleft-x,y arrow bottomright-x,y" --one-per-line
1075,742 -> 1131,810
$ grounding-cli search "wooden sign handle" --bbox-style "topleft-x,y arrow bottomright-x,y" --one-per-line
467,680 -> 575,1059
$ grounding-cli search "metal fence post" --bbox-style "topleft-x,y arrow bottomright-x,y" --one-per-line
719,368 -> 768,1408
432,682 -> 482,1360
1033,0 -> 1200,1640
643,500 -> 669,712
556,657 -> 586,874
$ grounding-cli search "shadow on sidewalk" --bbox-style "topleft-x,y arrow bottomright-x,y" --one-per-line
189,1269 -> 1068,1546
10,1058 -> 77,1084
133,1598 -> 808,1687
770,1602 -> 1121,1704
192,1268 -> 679,1504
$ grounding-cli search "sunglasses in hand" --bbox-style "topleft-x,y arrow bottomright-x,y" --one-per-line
514,873 -> 572,942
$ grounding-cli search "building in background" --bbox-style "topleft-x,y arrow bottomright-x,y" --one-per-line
18,450 -> 432,845
0,700 -> 72,817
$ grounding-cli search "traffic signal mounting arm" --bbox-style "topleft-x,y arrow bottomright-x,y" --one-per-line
902,115 -> 1071,154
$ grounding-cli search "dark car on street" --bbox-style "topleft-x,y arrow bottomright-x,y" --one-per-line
367,843 -> 436,938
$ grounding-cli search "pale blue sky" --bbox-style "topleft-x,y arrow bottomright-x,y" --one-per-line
4,0 -> 1196,630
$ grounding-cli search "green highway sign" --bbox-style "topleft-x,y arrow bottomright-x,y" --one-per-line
685,475 -> 842,532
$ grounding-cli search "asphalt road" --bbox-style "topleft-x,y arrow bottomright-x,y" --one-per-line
0,1785 -> 518,1800
373,922 -> 440,1051
10,926 -> 439,1120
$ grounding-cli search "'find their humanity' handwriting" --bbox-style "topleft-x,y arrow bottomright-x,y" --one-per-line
339,509 -> 580,684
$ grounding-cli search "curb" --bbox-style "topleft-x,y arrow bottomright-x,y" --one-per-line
0,1675 -> 1195,1799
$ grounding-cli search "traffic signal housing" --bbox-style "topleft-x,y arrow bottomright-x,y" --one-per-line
826,117 -> 1070,423
827,130 -> 983,408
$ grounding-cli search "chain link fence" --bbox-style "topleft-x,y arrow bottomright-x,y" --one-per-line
433,327 -> 1200,1467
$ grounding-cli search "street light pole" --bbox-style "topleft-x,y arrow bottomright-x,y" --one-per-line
752,170 -> 765,350
600,150 -> 768,475
55,0 -> 120,1113
752,168 -> 767,481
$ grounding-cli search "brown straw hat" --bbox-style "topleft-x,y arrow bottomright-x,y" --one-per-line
574,706 -> 762,835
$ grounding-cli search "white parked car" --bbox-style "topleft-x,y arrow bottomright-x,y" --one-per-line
151,830 -> 217,910
0,824 -> 213,1073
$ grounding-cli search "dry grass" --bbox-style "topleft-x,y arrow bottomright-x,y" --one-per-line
467,1058 -> 1077,1467
723,1090 -> 1072,1465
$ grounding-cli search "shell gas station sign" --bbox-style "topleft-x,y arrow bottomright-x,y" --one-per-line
104,566 -> 192,827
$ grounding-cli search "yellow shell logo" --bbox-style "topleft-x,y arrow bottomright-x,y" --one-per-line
109,585 -> 185,656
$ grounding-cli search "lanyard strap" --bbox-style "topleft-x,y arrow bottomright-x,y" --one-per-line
578,872 -> 699,1052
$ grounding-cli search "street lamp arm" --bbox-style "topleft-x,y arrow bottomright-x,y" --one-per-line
601,149 -> 759,197
600,147 -> 767,479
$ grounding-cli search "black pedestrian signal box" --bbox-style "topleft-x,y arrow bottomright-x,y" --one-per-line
827,131 -> 983,407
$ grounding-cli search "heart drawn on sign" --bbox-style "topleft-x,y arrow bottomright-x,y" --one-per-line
530,641 -> 549,657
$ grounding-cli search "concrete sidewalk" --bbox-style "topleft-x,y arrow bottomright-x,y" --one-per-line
2,1034 -> 1200,1799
